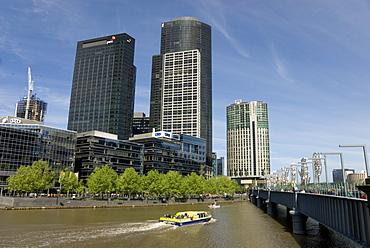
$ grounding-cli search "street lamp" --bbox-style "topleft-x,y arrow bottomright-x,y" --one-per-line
339,144 -> 369,178
321,152 -> 347,197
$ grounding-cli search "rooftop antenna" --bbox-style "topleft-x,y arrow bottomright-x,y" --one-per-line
24,66 -> 34,119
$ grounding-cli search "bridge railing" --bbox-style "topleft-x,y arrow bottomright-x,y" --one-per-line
250,188 -> 370,247
297,193 -> 370,246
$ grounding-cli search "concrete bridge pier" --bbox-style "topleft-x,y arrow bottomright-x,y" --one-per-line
289,209 -> 308,234
256,196 -> 263,207
266,200 -> 276,215
250,194 -> 257,205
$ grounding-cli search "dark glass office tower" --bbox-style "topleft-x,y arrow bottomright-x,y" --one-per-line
149,17 -> 212,168
68,33 -> 136,140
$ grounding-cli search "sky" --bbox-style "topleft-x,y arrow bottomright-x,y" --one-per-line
1,0 -> 370,182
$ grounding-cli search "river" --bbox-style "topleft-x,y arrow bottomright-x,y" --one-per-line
0,201 -> 363,248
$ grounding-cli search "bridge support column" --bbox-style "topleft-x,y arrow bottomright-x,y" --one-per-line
250,194 -> 257,205
266,200 -> 276,215
289,209 -> 307,234
256,197 -> 263,207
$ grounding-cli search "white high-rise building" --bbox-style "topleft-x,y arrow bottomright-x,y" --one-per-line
149,17 -> 212,174
227,100 -> 270,179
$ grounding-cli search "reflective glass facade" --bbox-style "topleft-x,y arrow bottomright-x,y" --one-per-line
68,33 -> 136,140
130,131 -> 206,175
227,100 -> 270,178
0,118 -> 77,185
75,131 -> 143,180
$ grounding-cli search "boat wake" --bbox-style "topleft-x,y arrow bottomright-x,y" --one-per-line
1,220 -> 176,247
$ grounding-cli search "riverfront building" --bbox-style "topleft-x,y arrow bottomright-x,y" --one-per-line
0,116 -> 77,185
149,17 -> 212,171
227,100 -> 270,180
15,95 -> 47,122
68,33 -> 136,140
75,131 -> 143,180
130,131 -> 206,176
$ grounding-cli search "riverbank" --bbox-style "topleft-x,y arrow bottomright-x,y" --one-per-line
0,195 -> 247,210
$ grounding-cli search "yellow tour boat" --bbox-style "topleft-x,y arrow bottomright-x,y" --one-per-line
159,211 -> 212,226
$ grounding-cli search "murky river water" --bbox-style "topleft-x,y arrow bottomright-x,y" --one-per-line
0,202 -> 362,248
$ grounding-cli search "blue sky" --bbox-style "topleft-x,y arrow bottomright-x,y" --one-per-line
1,0 -> 370,181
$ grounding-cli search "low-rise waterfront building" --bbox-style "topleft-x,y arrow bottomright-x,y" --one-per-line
130,131 -> 206,176
75,130 -> 144,180
0,116 -> 77,185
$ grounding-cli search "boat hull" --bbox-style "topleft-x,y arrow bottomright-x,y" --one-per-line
159,211 -> 212,226
159,217 -> 212,226
208,205 -> 220,208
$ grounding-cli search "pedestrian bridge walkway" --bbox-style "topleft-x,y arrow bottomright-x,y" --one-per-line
250,189 -> 370,247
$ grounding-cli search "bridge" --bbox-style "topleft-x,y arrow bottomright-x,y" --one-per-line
250,188 -> 370,247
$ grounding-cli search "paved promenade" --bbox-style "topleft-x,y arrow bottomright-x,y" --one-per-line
0,195 -> 247,210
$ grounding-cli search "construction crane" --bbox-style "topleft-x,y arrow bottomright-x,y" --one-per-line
24,66 -> 34,120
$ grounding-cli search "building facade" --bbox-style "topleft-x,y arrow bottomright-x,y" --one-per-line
130,131 -> 206,176
216,157 -> 225,176
15,95 -> 47,122
0,116 -> 77,185
149,17 -> 212,165
132,112 -> 150,135
227,100 -> 270,179
332,168 -> 355,183
68,33 -> 136,140
75,131 -> 143,180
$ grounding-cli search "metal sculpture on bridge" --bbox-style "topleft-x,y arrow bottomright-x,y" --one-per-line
290,163 -> 297,186
312,152 -> 322,184
299,157 -> 310,185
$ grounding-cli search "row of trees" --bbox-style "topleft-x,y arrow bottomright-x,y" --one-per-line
6,160 -> 244,197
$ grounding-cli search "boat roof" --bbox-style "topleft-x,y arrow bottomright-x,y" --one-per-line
175,211 -> 209,214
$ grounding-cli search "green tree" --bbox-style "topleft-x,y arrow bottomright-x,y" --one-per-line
162,171 -> 183,196
59,168 -> 81,196
204,177 -> 217,194
142,170 -> 164,196
6,160 -> 55,194
117,168 -> 142,199
86,165 -> 117,195
181,172 -> 205,195
214,176 -> 241,195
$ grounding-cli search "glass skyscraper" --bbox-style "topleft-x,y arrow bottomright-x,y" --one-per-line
68,33 -> 136,140
149,17 -> 212,168
227,100 -> 270,179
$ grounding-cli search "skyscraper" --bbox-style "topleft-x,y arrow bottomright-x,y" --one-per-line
15,95 -> 47,122
68,33 -> 136,140
149,17 -> 212,165
15,67 -> 47,122
227,100 -> 270,179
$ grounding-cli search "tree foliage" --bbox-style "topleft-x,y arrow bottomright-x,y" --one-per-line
6,160 -> 55,193
162,171 -> 183,196
86,165 -> 117,194
182,172 -> 205,195
117,168 -> 142,198
142,170 -> 164,196
59,168 -> 82,194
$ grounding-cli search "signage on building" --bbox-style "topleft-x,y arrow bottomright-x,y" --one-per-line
10,118 -> 22,124
153,131 -> 172,139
